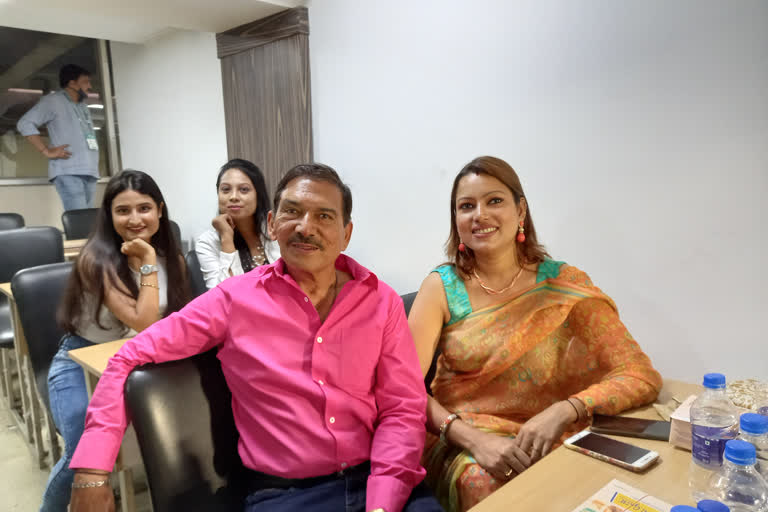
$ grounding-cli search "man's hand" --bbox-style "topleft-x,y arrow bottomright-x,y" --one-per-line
69,471 -> 115,512
42,144 -> 71,159
515,400 -> 578,463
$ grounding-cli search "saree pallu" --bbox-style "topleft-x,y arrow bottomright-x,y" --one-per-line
424,265 -> 662,511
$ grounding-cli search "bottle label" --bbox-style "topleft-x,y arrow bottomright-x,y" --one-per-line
692,424 -> 734,468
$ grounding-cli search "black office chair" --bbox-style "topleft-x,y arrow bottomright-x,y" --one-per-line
125,351 -> 244,512
185,250 -> 208,298
12,262 -> 72,412
0,227 -> 64,411
0,213 -> 24,231
61,208 -> 99,240
12,262 -> 73,466
0,227 -> 65,282
400,291 -> 441,394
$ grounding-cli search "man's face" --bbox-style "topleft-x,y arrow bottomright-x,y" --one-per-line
268,178 -> 352,274
69,75 -> 92,94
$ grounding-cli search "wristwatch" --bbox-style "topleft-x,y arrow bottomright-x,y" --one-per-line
139,264 -> 160,275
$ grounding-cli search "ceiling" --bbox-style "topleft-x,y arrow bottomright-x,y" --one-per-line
0,0 -> 306,44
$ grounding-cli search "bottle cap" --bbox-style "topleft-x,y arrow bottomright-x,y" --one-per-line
670,506 -> 698,512
724,439 -> 756,465
697,500 -> 730,512
740,413 -> 768,435
702,373 -> 726,389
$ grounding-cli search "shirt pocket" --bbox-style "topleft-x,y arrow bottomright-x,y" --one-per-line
338,327 -> 381,396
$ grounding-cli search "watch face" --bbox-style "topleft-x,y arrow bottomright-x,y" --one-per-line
140,264 -> 156,275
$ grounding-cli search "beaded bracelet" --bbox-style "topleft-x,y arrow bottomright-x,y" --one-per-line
140,282 -> 159,289
439,413 -> 461,443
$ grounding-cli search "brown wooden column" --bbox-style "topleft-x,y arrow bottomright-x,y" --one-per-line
216,7 -> 312,195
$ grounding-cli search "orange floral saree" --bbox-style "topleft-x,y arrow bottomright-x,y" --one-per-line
423,261 -> 662,511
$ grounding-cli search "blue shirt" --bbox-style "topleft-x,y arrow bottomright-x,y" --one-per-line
16,90 -> 99,180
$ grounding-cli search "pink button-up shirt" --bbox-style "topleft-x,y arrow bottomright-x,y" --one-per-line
71,255 -> 427,512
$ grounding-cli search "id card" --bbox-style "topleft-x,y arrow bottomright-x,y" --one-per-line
86,134 -> 99,150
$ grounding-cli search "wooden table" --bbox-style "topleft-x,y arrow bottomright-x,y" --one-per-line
68,338 -> 139,512
0,281 -> 52,468
471,379 -> 701,511
63,239 -> 87,261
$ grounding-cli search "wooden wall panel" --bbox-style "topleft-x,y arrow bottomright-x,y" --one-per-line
218,8 -> 312,198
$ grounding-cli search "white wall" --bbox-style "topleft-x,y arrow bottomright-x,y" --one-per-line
308,0 -> 768,382
110,29 -> 228,245
0,183 -> 105,229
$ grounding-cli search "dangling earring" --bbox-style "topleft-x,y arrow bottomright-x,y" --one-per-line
516,220 -> 526,243
458,242 -> 466,252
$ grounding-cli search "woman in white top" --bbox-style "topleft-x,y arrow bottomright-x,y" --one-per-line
195,159 -> 278,289
42,170 -> 189,512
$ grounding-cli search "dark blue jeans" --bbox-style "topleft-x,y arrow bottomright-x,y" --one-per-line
40,334 -> 94,512
243,466 -> 443,512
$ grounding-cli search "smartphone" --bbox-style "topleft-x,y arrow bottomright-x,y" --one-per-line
563,430 -> 660,472
590,414 -> 671,441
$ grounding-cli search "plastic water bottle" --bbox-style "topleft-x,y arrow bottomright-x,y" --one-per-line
689,373 -> 740,501
708,440 -> 768,511
738,413 -> 768,480
697,500 -> 731,512
671,507 -> 700,512
757,384 -> 768,417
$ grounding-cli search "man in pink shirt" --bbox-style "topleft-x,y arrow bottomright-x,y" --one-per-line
68,164 -> 443,512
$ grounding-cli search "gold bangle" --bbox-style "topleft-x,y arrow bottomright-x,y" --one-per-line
140,282 -> 159,289
72,479 -> 109,489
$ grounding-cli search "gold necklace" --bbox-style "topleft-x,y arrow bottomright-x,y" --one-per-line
472,266 -> 524,295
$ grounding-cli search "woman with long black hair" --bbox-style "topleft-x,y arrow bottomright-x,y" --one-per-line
195,159 -> 278,288
41,170 -> 190,511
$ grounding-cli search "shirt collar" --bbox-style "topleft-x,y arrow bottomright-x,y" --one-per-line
264,253 -> 378,288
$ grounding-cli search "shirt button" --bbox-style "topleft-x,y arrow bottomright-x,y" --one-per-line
317,336 -> 323,343
341,462 -> 348,468
318,380 -> 324,386
329,416 -> 336,424
304,297 -> 309,302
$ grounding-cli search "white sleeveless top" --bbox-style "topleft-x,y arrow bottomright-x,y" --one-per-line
75,260 -> 168,344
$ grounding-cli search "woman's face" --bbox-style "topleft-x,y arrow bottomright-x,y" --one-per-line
111,189 -> 162,243
217,168 -> 257,220
454,173 -> 525,254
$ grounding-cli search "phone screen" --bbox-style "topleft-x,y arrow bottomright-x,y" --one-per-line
570,432 -> 652,464
591,415 -> 671,441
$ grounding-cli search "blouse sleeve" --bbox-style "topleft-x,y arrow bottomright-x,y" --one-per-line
194,231 -> 244,289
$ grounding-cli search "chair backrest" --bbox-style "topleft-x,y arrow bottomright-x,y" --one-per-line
11,262 -> 73,410
61,208 -> 99,240
400,291 -> 440,395
0,227 -> 64,282
185,250 -> 208,298
125,351 -> 243,512
0,213 -> 24,231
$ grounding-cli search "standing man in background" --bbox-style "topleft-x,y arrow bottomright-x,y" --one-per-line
17,64 -> 100,210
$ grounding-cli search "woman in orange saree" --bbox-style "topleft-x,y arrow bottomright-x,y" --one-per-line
408,156 -> 662,512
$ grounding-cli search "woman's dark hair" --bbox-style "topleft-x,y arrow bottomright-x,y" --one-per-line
216,159 -> 270,272
447,156 -> 549,278
58,170 -> 190,333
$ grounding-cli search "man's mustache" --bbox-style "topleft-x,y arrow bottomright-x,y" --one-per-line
287,233 -> 323,250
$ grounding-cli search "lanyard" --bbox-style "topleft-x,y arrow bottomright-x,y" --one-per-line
63,90 -> 96,139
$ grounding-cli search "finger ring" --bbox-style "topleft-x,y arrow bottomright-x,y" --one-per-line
505,468 -> 514,477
